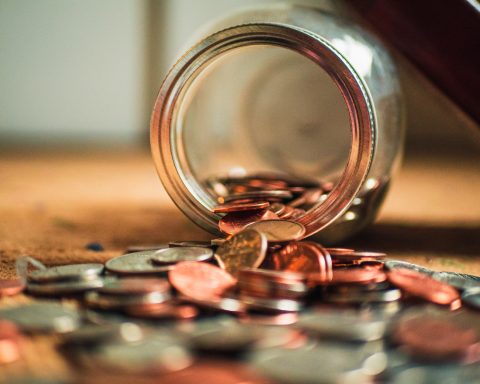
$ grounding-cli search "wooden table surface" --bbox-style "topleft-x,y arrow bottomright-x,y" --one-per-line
0,149 -> 479,382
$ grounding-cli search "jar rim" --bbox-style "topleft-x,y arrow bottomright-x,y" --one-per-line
151,22 -> 376,238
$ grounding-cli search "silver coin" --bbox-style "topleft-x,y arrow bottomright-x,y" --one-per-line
84,290 -> 171,311
151,246 -> 213,265
384,260 -> 434,275
62,322 -> 143,347
125,244 -> 167,253
98,277 -> 170,296
432,271 -> 480,291
92,333 -> 192,374
461,288 -> 480,310
27,277 -> 105,296
245,220 -> 306,242
105,251 -> 174,275
325,287 -> 402,304
297,310 -> 387,341
249,345 -> 370,384
168,241 -> 212,248
28,263 -> 104,283
241,295 -> 302,313
0,302 -> 81,333
179,295 -> 246,314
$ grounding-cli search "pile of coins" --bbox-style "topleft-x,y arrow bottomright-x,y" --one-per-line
0,173 -> 479,383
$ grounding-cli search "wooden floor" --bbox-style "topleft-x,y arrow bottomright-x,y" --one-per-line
0,149 -> 479,381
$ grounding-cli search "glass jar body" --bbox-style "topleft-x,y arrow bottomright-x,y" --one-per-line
151,4 -> 404,244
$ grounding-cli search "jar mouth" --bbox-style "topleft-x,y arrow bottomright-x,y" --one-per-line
151,23 -> 375,238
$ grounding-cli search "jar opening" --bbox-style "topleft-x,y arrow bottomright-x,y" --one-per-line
151,23 -> 375,237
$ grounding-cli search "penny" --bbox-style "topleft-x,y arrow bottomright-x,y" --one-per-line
277,205 -> 295,219
289,188 -> 323,208
312,267 -> 387,285
168,241 -> 212,248
105,251 -> 174,275
387,268 -> 460,305
331,251 -> 387,264
0,320 -> 21,364
0,278 -> 25,297
169,261 -> 237,301
462,288 -> 480,310
267,242 -> 323,274
98,277 -> 170,296
152,246 -> 213,265
28,263 -> 104,283
213,201 -> 270,213
268,203 -> 286,216
326,248 -> 355,255
0,302 -> 81,334
245,220 -> 306,242
219,209 -> 279,235
27,278 -> 105,296
125,303 -> 198,320
393,314 -> 479,361
222,190 -> 293,204
214,229 -> 267,277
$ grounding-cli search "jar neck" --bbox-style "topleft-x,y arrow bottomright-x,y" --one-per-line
151,23 -> 376,238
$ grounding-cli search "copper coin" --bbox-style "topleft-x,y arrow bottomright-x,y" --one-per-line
289,188 -> 323,208
310,267 -> 386,285
99,277 -> 170,296
267,242 -> 323,274
245,220 -> 306,242
169,262 -> 237,301
0,320 -> 21,364
223,190 -> 293,203
394,315 -> 479,361
219,209 -> 278,235
331,251 -> 387,264
387,268 -> 460,305
326,248 -> 355,255
125,303 -> 198,320
269,203 -> 286,216
214,229 -> 267,277
0,279 -> 25,297
277,205 -> 295,219
213,201 -> 270,213
305,242 -> 333,283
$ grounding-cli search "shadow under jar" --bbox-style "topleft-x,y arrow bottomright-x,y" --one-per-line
150,4 -> 404,244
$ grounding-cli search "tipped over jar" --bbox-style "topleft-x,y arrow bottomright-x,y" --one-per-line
150,4 -> 404,244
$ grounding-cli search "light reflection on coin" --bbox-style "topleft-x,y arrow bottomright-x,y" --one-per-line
245,220 -> 306,242
215,229 -> 267,277
152,247 -> 213,265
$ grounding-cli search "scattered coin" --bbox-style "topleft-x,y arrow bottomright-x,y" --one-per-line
152,246 -> 213,265
215,229 -> 267,276
169,261 -> 237,301
105,251 -> 174,276
28,263 -> 104,283
98,277 -> 170,296
0,320 -> 22,364
84,290 -> 170,311
384,260 -> 434,275
240,295 -> 302,313
0,302 -> 81,334
387,268 -> 460,305
125,244 -> 168,253
61,322 -> 143,347
125,303 -> 198,320
432,271 -> 480,291
0,278 -> 25,297
27,278 -> 105,296
267,241 -> 325,275
245,220 -> 306,242
462,288 -> 480,310
178,295 -> 246,314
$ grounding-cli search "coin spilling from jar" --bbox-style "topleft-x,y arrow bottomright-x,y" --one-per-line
1,173 -> 480,383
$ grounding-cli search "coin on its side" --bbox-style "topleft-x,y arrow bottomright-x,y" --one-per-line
152,247 -> 213,265
105,251 -> 174,276
28,263 -> 104,283
215,229 -> 267,277
245,220 -> 306,242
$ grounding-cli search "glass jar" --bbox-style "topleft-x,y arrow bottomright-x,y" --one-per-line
150,4 -> 404,244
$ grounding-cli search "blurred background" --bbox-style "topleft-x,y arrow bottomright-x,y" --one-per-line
1,0 -> 478,153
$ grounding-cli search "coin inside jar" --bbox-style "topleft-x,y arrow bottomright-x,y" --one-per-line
245,220 -> 306,242
218,209 -> 279,235
151,246 -> 213,265
213,201 -> 270,213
